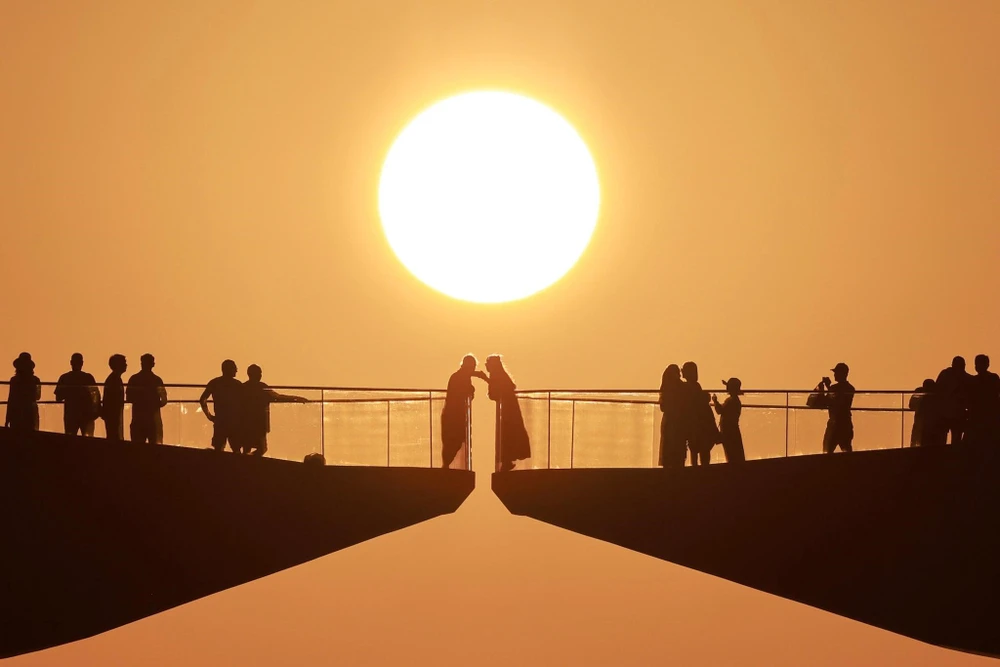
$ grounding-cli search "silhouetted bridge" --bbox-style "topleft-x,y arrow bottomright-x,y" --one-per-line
493,388 -> 1000,658
0,383 -> 474,658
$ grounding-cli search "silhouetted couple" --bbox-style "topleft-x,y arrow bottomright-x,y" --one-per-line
201,360 -> 307,456
442,354 -> 529,471
659,361 -> 739,468
912,355 -> 999,447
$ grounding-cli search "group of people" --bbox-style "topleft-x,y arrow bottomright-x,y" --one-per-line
658,361 -> 747,468
442,354 -> 530,471
909,355 -> 1000,448
3,353 -> 306,458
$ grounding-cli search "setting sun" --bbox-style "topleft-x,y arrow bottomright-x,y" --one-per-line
378,91 -> 601,303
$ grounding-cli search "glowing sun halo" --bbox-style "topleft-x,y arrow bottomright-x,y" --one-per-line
378,91 -> 601,303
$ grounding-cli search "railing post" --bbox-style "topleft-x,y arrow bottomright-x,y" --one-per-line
570,400 -> 576,468
900,392 -> 905,448
494,397 -> 501,472
320,390 -> 326,458
784,392 -> 790,457
547,392 -> 552,469
386,400 -> 391,467
428,391 -> 433,468
467,396 -> 473,471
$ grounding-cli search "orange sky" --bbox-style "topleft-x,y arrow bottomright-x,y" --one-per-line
2,1 -> 999,664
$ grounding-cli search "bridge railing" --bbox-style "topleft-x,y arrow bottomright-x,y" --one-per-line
499,389 -> 922,471
0,383 -> 468,469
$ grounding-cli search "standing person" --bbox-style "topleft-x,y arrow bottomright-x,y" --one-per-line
5,353 -> 41,432
936,356 -> 973,445
658,364 -> 687,469
102,354 -> 128,441
240,364 -> 308,457
127,354 -> 167,444
199,360 -> 243,453
908,379 -> 938,447
441,354 -> 483,469
54,353 -> 100,437
966,354 -> 1000,446
818,362 -> 855,453
713,377 -> 746,463
484,355 -> 530,472
681,361 -> 717,466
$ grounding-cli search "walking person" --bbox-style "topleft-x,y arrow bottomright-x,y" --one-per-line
102,354 -> 128,441
713,377 -> 746,463
5,353 -> 41,432
127,354 -> 167,444
441,354 -> 483,469
484,355 -> 530,472
200,360 -> 243,453
54,353 -> 100,436
658,364 -> 687,469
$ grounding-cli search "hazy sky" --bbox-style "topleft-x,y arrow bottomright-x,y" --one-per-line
2,1 -> 999,664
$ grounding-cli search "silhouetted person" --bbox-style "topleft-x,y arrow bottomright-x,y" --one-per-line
127,354 -> 167,444
54,353 -> 99,437
102,354 -> 128,441
441,354 -> 483,469
485,355 -> 530,472
5,353 -> 41,432
936,356 -> 973,445
966,354 -> 1000,446
658,364 -> 686,469
908,379 -> 941,447
819,362 -> 855,453
713,377 -> 745,463
200,360 -> 243,453
681,361 -> 717,466
240,364 -> 308,457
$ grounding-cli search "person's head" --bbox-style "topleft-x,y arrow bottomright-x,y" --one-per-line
952,356 -> 966,371
13,352 -> 34,374
921,378 -> 936,392
663,364 -> 681,383
109,354 -> 127,374
681,361 -> 698,382
247,364 -> 262,382
975,354 -> 990,374
460,354 -> 478,374
70,353 -> 84,371
140,354 -> 155,371
832,362 -> 850,382
221,359 -> 237,378
723,377 -> 743,395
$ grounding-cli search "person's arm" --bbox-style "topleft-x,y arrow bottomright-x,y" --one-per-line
712,395 -> 724,415
158,381 -> 168,409
54,376 -> 65,403
199,385 -> 214,421
34,379 -> 42,402
268,389 -> 309,404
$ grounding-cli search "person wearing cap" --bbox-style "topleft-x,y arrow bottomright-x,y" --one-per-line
712,378 -> 745,463
818,362 -> 855,453
5,352 -> 41,432
126,354 -> 168,444
54,353 -> 100,437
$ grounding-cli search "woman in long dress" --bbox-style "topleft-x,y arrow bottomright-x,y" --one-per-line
484,355 -> 530,472
681,361 -> 719,466
6,353 -> 41,432
658,364 -> 686,469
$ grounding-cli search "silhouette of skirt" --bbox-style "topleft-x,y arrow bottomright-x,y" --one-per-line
498,398 -> 531,463
441,408 -> 468,465
6,404 -> 38,431
659,417 -> 686,468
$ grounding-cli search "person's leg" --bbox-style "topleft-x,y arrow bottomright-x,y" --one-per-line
823,420 -> 836,454
211,423 -> 227,452
251,435 -> 268,457
64,411 -> 76,436
82,420 -> 95,437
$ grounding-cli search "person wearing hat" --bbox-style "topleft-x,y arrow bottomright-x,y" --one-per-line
818,362 -> 855,453
5,353 -> 41,432
712,378 -> 746,463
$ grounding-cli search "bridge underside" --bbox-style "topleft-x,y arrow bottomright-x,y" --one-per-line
0,428 -> 474,658
493,447 -> 1000,658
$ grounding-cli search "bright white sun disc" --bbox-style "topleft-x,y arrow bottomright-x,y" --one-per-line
378,91 -> 600,303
